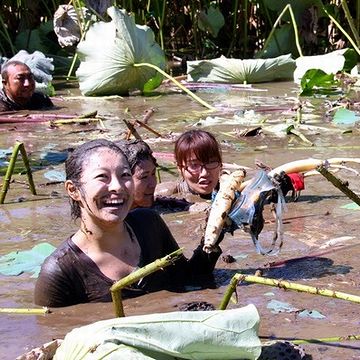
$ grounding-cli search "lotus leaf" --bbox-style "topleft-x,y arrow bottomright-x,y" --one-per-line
187,54 -> 295,84
198,4 -> 225,38
294,49 -> 356,83
0,243 -> 56,277
54,305 -> 261,359
76,6 -> 165,96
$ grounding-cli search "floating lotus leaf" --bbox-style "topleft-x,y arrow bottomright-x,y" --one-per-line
54,305 -> 261,359
76,6 -> 165,96
187,54 -> 295,84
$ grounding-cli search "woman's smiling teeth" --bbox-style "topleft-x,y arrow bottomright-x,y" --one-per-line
103,198 -> 125,206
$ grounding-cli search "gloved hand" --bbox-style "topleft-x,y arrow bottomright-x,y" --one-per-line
272,171 -> 305,201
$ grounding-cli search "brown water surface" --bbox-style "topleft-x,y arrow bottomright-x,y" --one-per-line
1,82 -> 360,359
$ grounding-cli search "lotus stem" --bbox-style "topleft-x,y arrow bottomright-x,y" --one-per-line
123,119 -> 142,140
19,143 -> 36,196
0,142 -> 36,204
51,110 -> 99,124
134,63 -> 216,111
0,14 -> 16,55
0,307 -> 50,314
134,119 -> 162,137
317,165 -> 360,206
218,274 -> 239,310
288,128 -> 314,146
156,167 -> 162,183
219,273 -> 360,310
262,4 -> 303,58
340,0 -> 360,48
52,118 -> 100,125
110,248 -> 184,317
292,334 -> 360,345
324,8 -> 360,56
68,19 -> 91,80
261,334 -> 360,345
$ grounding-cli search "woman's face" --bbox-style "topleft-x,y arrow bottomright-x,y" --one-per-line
72,148 -> 134,225
179,151 -> 221,195
131,159 -> 157,209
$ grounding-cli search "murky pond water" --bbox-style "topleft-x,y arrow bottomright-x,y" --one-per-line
1,81 -> 360,359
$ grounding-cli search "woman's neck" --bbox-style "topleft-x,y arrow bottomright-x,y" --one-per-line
73,217 -> 128,252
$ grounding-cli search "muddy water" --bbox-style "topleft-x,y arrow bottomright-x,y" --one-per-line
1,82 -> 360,359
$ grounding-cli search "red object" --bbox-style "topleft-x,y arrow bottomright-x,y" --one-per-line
287,173 -> 305,191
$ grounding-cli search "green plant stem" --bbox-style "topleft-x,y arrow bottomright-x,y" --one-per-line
0,142 -> 36,204
68,19 -> 91,80
0,14 -> 16,55
219,273 -> 360,310
1,142 -> 21,204
19,143 -> 36,196
262,4 -> 303,58
134,63 -> 216,111
261,334 -> 360,345
110,248 -> 184,317
0,307 -> 50,314
317,165 -> 360,205
243,0 -> 248,58
341,0 -> 360,48
218,274 -> 239,310
325,8 -> 360,56
292,334 -> 360,345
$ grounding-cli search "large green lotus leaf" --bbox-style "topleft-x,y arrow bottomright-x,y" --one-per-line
54,305 -> 261,360
76,7 -> 165,96
187,54 -> 295,84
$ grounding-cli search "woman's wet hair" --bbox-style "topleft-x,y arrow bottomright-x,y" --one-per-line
115,139 -> 157,173
65,139 -> 128,220
174,130 -> 222,167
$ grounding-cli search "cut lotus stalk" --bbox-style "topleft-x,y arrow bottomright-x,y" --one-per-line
238,158 -> 360,192
203,170 -> 246,253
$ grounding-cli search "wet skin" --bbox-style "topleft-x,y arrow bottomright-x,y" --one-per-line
66,149 -> 134,227
179,152 -> 221,196
3,63 -> 36,106
131,159 -> 157,209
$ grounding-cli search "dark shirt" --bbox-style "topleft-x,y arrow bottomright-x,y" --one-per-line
34,208 -> 221,307
0,89 -> 53,112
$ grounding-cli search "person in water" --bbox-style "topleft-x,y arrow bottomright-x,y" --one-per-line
0,60 -> 53,112
115,139 -> 158,209
155,129 -> 223,201
34,139 -> 221,307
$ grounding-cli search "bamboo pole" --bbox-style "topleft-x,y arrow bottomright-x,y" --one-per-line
110,248 -> 184,317
317,165 -> 360,206
0,307 -> 50,314
219,273 -> 360,310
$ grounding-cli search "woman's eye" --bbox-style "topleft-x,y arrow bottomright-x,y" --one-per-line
95,173 -> 107,179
